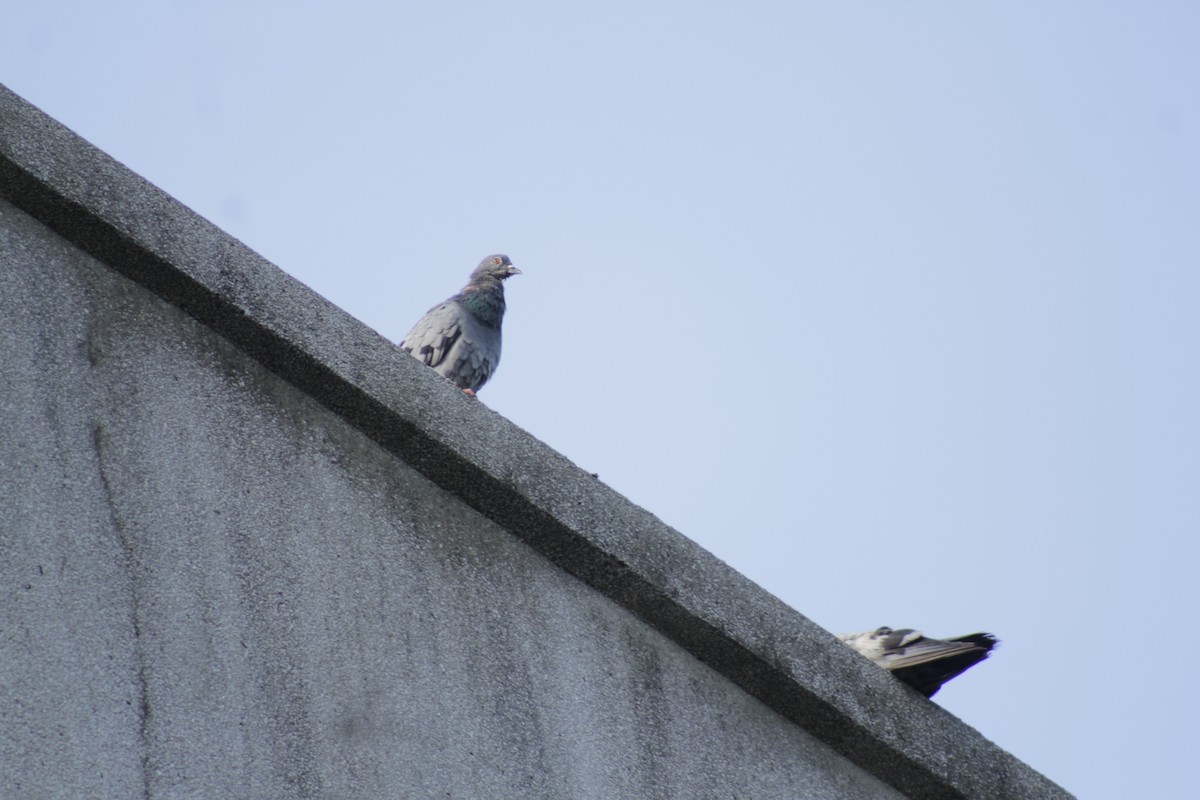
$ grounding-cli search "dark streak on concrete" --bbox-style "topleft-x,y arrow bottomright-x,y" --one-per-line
90,421 -> 153,800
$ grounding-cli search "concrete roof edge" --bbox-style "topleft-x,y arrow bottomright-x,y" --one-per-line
0,83 -> 1071,800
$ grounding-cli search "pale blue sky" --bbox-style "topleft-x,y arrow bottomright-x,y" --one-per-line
6,3 -> 1199,797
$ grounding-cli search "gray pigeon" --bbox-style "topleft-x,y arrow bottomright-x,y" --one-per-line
839,627 -> 998,698
400,254 -> 520,395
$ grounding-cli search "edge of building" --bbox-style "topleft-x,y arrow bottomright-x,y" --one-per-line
0,83 -> 1070,800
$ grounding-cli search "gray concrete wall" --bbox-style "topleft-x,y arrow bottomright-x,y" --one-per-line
0,196 -> 903,799
0,83 -> 1071,799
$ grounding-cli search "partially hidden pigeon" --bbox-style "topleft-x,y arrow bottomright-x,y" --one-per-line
839,627 -> 998,698
400,254 -> 520,395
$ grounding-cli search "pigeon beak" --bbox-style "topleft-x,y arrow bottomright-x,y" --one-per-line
507,266 -> 522,276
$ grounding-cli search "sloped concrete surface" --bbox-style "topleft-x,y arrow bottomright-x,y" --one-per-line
0,83 -> 1071,799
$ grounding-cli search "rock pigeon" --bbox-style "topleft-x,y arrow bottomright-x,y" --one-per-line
839,627 -> 998,698
400,254 -> 520,395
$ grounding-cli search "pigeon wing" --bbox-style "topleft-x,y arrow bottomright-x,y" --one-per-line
400,301 -> 465,371
400,300 -> 500,392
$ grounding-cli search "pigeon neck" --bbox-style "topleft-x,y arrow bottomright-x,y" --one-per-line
457,281 -> 506,328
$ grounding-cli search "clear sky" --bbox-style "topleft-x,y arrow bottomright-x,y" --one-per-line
6,3 -> 1198,797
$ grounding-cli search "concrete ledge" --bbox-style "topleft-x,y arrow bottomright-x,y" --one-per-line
0,83 -> 1070,799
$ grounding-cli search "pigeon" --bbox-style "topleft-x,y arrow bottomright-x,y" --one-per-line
839,627 -> 998,698
400,254 -> 520,396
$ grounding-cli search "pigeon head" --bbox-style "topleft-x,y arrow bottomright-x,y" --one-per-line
469,254 -> 521,283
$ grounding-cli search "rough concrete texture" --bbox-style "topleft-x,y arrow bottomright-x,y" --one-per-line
0,82 -> 1071,799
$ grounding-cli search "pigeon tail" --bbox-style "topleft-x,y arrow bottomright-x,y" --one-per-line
889,633 -> 997,697
839,627 -> 998,698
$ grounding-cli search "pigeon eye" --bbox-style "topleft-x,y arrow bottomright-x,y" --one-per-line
492,257 -> 501,265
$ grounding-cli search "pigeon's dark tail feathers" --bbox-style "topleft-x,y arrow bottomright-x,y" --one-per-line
950,633 -> 999,651
894,633 -> 998,698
